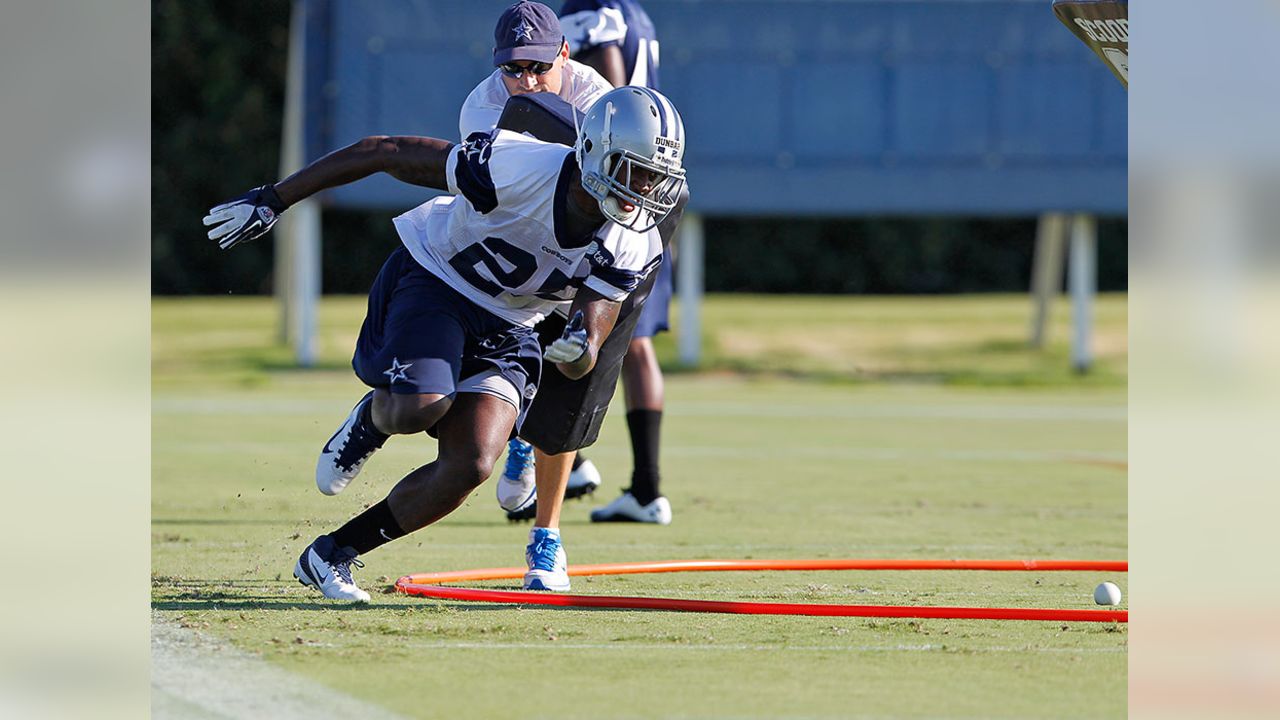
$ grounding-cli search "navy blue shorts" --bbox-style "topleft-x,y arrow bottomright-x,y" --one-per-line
632,254 -> 672,338
352,247 -> 543,430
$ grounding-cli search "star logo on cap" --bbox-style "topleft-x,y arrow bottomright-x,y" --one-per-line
513,19 -> 534,42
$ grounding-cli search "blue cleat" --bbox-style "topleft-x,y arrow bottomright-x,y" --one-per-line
523,527 -> 569,591
496,438 -> 537,513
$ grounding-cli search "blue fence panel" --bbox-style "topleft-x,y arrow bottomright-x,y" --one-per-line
306,0 -> 1126,215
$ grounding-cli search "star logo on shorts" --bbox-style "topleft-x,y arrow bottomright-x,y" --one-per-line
383,357 -> 413,383
513,19 -> 534,42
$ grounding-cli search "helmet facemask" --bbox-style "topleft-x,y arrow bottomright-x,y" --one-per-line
586,149 -> 685,232
576,87 -> 687,233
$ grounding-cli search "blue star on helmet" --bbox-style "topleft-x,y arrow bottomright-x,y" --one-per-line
383,357 -> 413,383
513,19 -> 534,42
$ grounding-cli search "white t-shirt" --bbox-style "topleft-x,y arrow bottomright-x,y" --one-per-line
458,59 -> 612,139
392,130 -> 661,328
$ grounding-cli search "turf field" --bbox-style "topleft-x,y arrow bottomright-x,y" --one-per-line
152,294 -> 1127,719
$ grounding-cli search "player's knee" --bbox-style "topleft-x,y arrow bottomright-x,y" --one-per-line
624,337 -> 657,367
437,452 -> 493,492
376,393 -> 452,435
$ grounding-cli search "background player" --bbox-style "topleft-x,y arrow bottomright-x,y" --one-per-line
463,3 -> 611,538
561,0 -> 674,524
203,86 -> 687,601
457,2 -> 617,591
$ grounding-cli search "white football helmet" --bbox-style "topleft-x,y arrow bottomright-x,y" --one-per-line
576,86 -> 686,232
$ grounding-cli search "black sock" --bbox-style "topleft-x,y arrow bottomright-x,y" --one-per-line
358,397 -> 390,443
329,499 -> 407,555
626,409 -> 662,505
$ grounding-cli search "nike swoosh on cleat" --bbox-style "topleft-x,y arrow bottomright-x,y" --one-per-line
321,419 -> 352,454
301,553 -> 328,587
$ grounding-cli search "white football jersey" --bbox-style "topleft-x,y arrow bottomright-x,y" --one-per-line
458,59 -> 612,140
393,130 -> 661,328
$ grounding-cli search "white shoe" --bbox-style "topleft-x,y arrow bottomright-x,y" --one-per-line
293,536 -> 371,602
316,392 -> 387,496
523,527 -> 569,591
590,492 -> 672,525
564,457 -> 602,500
496,438 -> 537,513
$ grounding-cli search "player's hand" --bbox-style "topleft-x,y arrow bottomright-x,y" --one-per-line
203,185 -> 288,250
543,311 -> 589,364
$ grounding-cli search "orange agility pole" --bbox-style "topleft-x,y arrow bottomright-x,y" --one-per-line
395,558 -> 1129,622
399,558 -> 1128,585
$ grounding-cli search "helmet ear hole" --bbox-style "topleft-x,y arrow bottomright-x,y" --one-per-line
583,139 -> 593,153
650,106 -> 658,117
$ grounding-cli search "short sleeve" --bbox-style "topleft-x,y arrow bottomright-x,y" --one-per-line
581,223 -> 661,301
458,72 -> 506,140
449,132 -> 499,214
560,2 -> 628,55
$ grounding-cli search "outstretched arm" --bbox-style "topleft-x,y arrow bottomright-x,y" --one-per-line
543,287 -> 622,380
204,135 -> 454,249
273,135 -> 454,205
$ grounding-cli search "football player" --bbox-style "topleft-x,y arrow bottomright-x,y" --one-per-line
203,86 -> 687,601
459,2 -> 671,592
458,3 -> 614,589
561,0 -> 675,526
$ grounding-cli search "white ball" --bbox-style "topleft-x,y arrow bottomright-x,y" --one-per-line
1094,581 -> 1123,606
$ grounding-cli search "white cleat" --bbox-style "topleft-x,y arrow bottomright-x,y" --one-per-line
316,392 -> 386,496
590,492 -> 672,525
565,456 -> 602,500
523,527 -> 570,591
293,535 -> 371,602
496,438 -> 537,513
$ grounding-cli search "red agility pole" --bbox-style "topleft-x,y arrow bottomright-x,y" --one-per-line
395,558 -> 1129,622
395,583 -> 1127,622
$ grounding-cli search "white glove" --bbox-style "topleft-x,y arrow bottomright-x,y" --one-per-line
543,311 -> 589,364
203,185 -> 286,250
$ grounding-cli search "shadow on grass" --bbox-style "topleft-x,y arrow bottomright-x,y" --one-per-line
153,600 -> 412,612
150,599 -> 589,613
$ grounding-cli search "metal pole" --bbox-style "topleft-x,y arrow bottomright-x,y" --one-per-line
277,0 -> 319,365
677,213 -> 704,367
1069,213 -> 1097,373
1029,213 -> 1067,348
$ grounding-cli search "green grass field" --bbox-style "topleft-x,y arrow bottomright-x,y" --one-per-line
152,294 -> 1127,719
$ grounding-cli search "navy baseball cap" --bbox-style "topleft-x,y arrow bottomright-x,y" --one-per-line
493,1 -> 564,65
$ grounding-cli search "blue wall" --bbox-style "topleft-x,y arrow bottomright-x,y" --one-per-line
306,0 -> 1125,215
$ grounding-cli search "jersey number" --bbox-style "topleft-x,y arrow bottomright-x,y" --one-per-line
450,237 -> 576,299
449,237 -> 536,297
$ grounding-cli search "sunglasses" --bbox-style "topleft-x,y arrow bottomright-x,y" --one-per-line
498,60 -> 556,78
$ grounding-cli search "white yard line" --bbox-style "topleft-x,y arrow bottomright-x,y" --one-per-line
151,612 -> 406,720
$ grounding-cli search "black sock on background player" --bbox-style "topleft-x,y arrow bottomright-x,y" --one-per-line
626,409 -> 662,505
